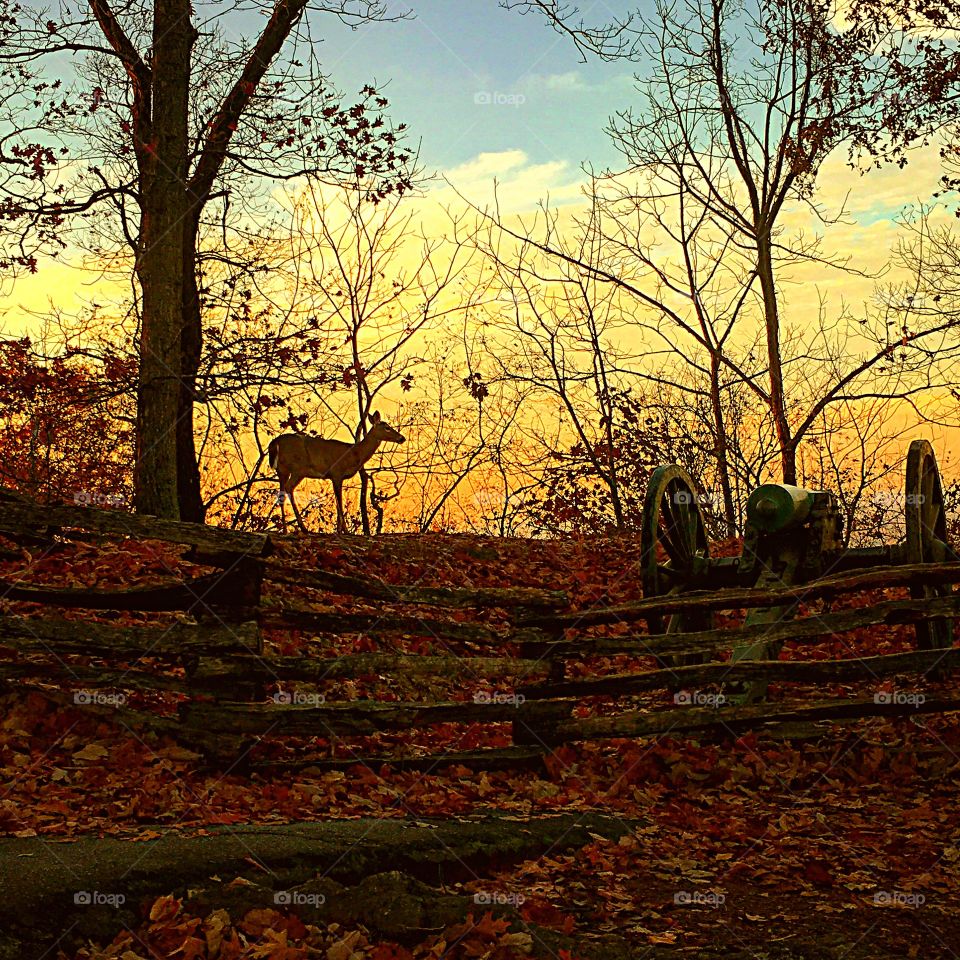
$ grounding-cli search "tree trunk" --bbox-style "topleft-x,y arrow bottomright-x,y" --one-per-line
601,432 -> 625,532
708,351 -> 737,535
177,212 -> 206,524
359,468 -> 371,534
366,471 -> 386,534
756,230 -> 795,483
598,389 -> 625,531
133,0 -> 195,519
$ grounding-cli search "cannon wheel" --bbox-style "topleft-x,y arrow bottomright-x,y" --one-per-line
640,465 -> 713,668
905,440 -> 953,650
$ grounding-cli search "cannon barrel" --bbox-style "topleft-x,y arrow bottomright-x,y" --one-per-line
746,483 -> 818,533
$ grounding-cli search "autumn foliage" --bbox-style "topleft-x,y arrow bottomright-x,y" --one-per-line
0,337 -> 133,504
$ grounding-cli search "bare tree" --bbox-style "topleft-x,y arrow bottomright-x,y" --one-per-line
602,0 -> 867,483
205,182 -> 501,534
293,181 -> 487,532
0,0 -> 413,519
496,0 -> 960,491
479,210 -> 640,530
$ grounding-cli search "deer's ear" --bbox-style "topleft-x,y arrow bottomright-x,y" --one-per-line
370,411 -> 381,424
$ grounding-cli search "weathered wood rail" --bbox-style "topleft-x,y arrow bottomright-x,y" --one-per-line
0,488 -> 957,772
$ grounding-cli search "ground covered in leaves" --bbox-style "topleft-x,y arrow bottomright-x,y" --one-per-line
1,530 -> 959,957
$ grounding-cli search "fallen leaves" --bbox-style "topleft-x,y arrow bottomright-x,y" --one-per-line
72,742 -> 109,763
2,532 -> 960,957
67,902 -> 552,960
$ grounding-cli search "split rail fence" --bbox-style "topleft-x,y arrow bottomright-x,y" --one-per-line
0,488 -> 958,772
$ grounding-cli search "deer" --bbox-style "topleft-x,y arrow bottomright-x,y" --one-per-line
268,411 -> 406,534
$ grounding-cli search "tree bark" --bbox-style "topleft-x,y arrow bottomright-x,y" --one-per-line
146,0 -> 315,526
192,651 -> 546,684
182,697 -> 573,737
133,0 -> 195,519
709,351 -> 738,535
519,647 -> 960,700
524,695 -> 960,746
756,229 -> 796,483
0,613 -> 259,655
263,562 -> 568,608
520,593 -> 960,661
359,467 -> 372,534
0,567 -> 261,615
177,211 -> 206,523
0,495 -> 271,556
260,600 -> 508,643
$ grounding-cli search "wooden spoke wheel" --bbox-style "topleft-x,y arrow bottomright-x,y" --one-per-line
905,439 -> 953,650
640,465 -> 714,667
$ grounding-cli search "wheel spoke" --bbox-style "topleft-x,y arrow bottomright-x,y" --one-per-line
674,494 -> 696,553
920,500 -> 936,536
921,468 -> 936,538
640,464 -> 714,668
658,491 -> 689,563
668,480 -> 699,557
658,517 -> 687,564
658,484 -> 679,534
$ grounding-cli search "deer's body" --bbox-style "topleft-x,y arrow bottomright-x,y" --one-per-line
268,412 -> 405,534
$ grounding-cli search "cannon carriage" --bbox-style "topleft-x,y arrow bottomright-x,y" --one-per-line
641,439 -> 956,701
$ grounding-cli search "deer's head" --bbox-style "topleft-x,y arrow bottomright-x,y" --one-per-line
368,410 -> 405,444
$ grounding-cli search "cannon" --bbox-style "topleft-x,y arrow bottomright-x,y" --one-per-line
640,440 -> 955,701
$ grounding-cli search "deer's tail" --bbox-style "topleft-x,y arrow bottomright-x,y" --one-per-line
268,436 -> 281,471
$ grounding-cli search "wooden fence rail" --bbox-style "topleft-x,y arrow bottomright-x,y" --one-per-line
0,491 -> 958,771
0,490 -> 272,565
521,594 -> 960,660
519,561 -> 960,630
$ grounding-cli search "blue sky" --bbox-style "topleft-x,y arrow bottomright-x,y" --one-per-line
1,0 -> 651,312
6,0 -> 942,314
307,1 -> 642,176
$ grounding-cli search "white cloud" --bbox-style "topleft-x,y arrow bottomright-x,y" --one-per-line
436,149 -> 587,214
443,149 -> 529,182
517,71 -> 635,96
812,142 -> 947,221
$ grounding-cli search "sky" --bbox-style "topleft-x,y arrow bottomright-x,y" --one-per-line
305,0 -> 639,177
2,0 -> 954,366
1,0 -> 652,314
2,0 -> 957,497
304,1 -> 947,220
292,1 -> 958,469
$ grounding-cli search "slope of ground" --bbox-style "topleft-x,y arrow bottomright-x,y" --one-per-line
0,531 -> 957,958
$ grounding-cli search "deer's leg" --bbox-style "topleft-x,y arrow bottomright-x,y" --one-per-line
332,478 -> 346,534
287,476 -> 310,534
